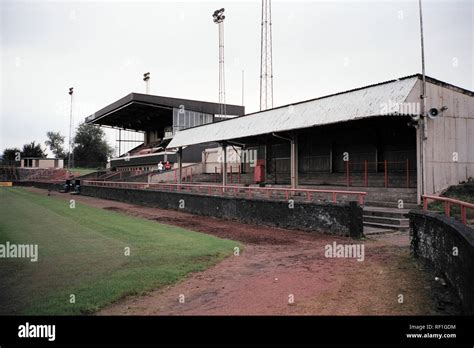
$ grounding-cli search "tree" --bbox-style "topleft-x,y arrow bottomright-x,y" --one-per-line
45,131 -> 65,158
21,141 -> 47,158
73,123 -> 113,168
2,147 -> 21,164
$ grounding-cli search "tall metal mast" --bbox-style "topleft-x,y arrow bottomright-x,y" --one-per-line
143,72 -> 150,94
418,0 -> 427,198
260,0 -> 273,111
213,8 -> 226,117
68,87 -> 74,169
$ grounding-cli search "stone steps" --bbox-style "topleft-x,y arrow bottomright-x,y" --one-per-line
363,226 -> 397,235
363,206 -> 411,233
363,215 -> 410,226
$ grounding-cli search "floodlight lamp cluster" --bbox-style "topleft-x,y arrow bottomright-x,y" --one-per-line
213,8 -> 225,23
68,87 -> 74,95
143,72 -> 150,82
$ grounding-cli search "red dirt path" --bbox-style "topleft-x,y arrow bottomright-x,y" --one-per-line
26,187 -> 442,315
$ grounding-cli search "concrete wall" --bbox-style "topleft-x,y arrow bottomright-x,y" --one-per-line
81,185 -> 363,237
406,80 -> 474,196
410,210 -> 474,314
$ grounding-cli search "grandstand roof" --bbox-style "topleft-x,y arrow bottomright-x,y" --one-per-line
168,74 -> 472,148
85,93 -> 245,132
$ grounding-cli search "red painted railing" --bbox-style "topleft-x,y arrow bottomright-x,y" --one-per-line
345,159 -> 413,188
423,194 -> 474,225
214,165 -> 241,184
82,180 -> 367,205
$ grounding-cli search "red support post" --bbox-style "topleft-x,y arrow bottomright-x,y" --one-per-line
384,160 -> 388,188
444,201 -> 450,218
461,205 -> 467,224
423,197 -> 428,210
364,160 -> 368,187
332,192 -> 337,203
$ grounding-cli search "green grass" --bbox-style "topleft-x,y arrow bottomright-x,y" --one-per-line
70,167 -> 100,176
0,187 -> 240,315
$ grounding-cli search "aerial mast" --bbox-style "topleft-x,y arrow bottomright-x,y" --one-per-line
260,0 -> 273,111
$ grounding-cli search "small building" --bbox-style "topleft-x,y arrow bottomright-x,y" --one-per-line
20,157 -> 64,169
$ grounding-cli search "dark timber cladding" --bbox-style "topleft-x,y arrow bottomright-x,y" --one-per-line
265,117 -> 417,187
84,93 -> 245,131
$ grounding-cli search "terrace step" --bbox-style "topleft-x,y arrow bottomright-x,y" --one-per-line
364,200 -> 419,209
363,226 -> 397,235
363,221 -> 409,232
362,205 -> 411,234
363,215 -> 409,226
363,206 -> 411,218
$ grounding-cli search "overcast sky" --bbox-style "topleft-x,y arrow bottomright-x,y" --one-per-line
1,0 -> 472,156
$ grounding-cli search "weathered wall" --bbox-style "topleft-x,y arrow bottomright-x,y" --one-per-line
14,181 -> 64,191
406,80 -> 474,196
409,210 -> 474,314
80,185 -> 363,237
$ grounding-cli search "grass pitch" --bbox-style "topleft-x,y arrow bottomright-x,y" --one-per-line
0,187 -> 240,315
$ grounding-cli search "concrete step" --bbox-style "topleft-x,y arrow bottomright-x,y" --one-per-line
363,215 -> 409,226
363,206 -> 411,218
363,226 -> 397,235
362,205 -> 412,234
363,221 -> 409,232
364,200 -> 419,209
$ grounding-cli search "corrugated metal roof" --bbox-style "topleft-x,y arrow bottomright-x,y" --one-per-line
168,76 -> 419,148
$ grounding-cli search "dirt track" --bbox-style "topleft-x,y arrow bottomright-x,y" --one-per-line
26,187 -> 456,315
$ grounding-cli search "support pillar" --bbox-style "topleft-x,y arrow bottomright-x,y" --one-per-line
290,132 -> 298,189
222,142 -> 227,187
177,147 -> 182,185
